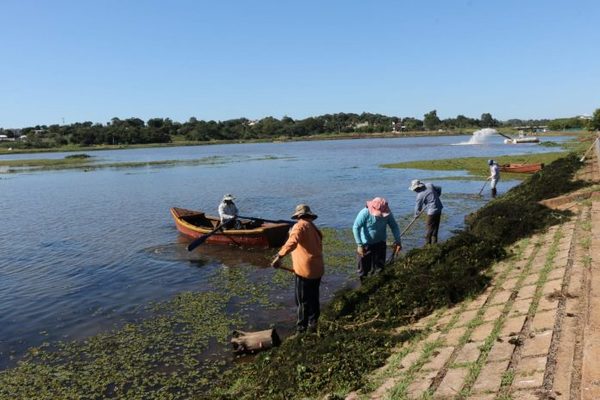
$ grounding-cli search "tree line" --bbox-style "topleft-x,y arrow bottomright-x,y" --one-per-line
1,109 -> 597,149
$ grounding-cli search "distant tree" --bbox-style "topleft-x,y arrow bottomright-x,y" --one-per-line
547,117 -> 585,130
588,108 -> 600,131
402,117 -> 423,131
480,113 -> 498,127
456,114 -> 479,128
423,110 -> 441,130
147,118 -> 165,129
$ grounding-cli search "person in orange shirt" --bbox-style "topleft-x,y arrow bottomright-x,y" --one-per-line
271,204 -> 324,334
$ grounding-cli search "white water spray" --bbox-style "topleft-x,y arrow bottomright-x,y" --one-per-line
456,128 -> 498,145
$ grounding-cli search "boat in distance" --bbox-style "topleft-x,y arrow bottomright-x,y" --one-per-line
503,137 -> 540,144
499,163 -> 544,173
170,207 -> 290,248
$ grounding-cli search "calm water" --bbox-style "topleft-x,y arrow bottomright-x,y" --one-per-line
0,135 -> 567,366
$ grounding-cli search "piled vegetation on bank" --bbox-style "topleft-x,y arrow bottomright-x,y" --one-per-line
209,154 -> 589,400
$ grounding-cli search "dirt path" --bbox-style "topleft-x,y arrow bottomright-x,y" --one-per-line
346,148 -> 600,400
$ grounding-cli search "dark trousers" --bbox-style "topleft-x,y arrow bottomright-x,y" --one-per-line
295,275 -> 321,332
357,241 -> 386,279
425,213 -> 441,245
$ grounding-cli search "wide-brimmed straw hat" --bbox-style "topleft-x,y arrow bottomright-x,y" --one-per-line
366,197 -> 390,217
223,194 -> 236,201
291,204 -> 318,220
409,179 -> 425,191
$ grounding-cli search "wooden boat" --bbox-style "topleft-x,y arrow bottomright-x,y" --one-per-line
170,207 -> 290,248
499,163 -> 544,173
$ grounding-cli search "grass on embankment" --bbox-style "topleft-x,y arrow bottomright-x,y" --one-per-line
381,152 -> 567,179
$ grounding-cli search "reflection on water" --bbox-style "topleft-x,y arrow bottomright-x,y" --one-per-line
148,236 -> 276,269
0,135 -> 570,367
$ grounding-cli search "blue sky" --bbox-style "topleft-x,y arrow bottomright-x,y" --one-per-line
1,0 -> 599,127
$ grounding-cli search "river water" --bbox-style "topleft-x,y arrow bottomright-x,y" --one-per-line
0,135 -> 567,367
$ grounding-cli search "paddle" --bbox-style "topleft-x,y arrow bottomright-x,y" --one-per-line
237,215 -> 296,225
477,180 -> 488,196
187,218 -> 234,251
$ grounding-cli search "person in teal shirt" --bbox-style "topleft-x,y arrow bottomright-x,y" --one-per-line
352,197 -> 402,281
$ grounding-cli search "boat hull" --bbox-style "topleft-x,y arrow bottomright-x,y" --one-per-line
504,137 -> 540,144
170,207 -> 290,248
499,163 -> 544,173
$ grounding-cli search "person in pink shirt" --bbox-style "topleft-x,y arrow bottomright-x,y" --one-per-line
271,204 -> 324,334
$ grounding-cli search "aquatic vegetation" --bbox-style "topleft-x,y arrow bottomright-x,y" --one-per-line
321,227 -> 355,270
538,141 -> 562,147
0,155 -> 289,174
381,152 -> 566,177
64,153 -> 92,159
0,266 -> 275,399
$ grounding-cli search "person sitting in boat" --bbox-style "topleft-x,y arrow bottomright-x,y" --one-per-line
218,194 -> 242,229
487,160 -> 500,198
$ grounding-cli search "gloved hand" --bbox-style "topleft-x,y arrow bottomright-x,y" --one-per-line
357,245 -> 365,257
393,242 -> 402,253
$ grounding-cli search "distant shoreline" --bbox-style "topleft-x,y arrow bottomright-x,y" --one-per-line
0,129 -> 577,156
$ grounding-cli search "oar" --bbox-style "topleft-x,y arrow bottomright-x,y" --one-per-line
477,180 -> 488,196
186,218 -> 234,251
237,215 -> 296,225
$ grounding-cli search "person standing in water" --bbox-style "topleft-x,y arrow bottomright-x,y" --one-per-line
409,180 -> 443,245
487,160 -> 500,198
271,204 -> 324,334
